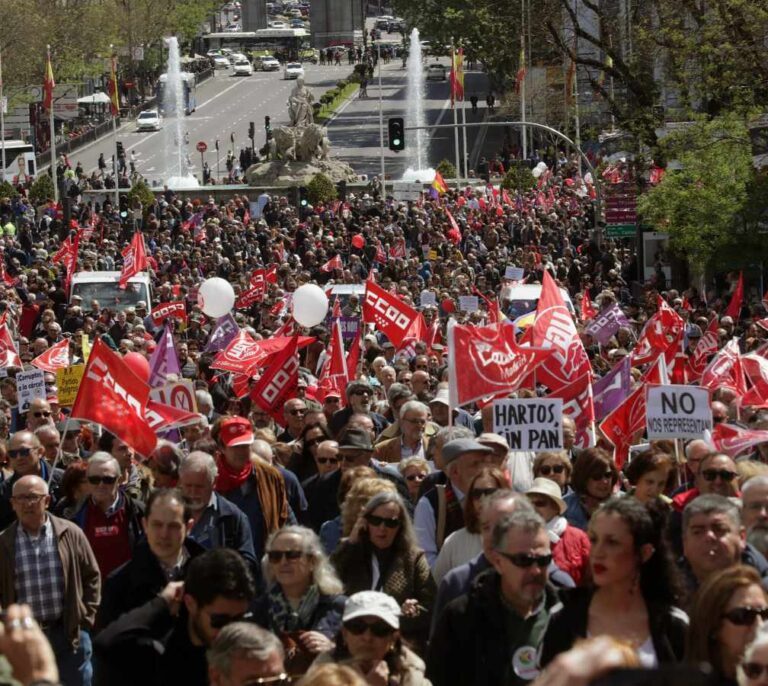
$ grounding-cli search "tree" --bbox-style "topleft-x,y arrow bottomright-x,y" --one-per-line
637,115 -> 753,272
501,163 -> 535,192
306,173 -> 337,205
29,174 -> 55,205
436,159 -> 457,179
126,180 -> 156,213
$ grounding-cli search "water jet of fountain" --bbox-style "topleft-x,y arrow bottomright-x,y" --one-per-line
401,28 -> 435,183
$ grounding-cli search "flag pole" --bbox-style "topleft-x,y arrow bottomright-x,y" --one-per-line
377,42 -> 386,198
110,47 -> 120,210
450,38 -> 461,190
520,31 -> 527,160
0,50 -> 6,184
459,48 -> 468,178
47,45 -> 58,204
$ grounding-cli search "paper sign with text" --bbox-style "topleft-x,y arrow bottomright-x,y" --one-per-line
17,369 -> 46,412
420,291 -> 437,308
505,266 -> 525,281
646,385 -> 712,439
149,379 -> 198,413
458,295 -> 479,312
56,365 -> 85,407
493,398 -> 564,452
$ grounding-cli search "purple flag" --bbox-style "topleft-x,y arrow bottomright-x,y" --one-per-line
204,313 -> 239,353
148,325 -> 181,388
585,303 -> 632,346
593,356 -> 631,420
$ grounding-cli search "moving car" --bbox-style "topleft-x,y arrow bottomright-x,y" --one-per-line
284,62 -> 304,79
233,58 -> 253,76
136,110 -> 161,132
213,55 -> 230,69
259,55 -> 280,71
426,63 -> 447,81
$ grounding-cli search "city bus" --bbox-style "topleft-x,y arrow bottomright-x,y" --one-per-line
200,29 -> 313,63
157,72 -> 197,116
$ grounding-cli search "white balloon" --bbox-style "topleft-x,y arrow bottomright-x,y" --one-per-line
532,167 -> 543,178
292,284 -> 329,327
197,277 -> 235,318
536,161 -> 548,171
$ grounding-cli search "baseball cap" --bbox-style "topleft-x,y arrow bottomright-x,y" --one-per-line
342,591 -> 401,629
219,416 -> 254,447
338,428 -> 374,452
442,438 -> 492,466
477,432 -> 509,453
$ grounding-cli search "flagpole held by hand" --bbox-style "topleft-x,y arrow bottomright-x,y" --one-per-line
48,416 -> 70,485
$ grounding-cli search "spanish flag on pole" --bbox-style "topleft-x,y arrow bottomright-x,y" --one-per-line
107,55 -> 120,117
431,171 -> 448,195
449,48 -> 465,106
515,44 -> 526,94
43,47 -> 55,111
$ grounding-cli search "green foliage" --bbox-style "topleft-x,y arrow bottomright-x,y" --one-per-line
0,181 -> 19,199
501,163 -> 535,192
637,115 -> 754,272
126,180 -> 156,211
336,80 -> 348,90
29,175 -> 56,205
436,159 -> 457,179
306,173 -> 337,206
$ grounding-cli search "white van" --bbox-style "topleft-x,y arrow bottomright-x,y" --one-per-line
70,272 -> 153,313
502,284 -> 574,320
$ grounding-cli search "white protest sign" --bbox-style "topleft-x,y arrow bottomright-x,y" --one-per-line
505,266 -> 525,281
149,379 -> 198,413
16,368 -> 46,413
458,295 -> 479,312
493,398 -> 563,451
420,290 -> 437,308
646,385 -> 712,440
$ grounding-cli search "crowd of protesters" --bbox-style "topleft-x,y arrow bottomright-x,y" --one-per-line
0,150 -> 766,686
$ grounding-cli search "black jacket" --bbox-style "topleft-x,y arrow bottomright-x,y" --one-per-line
96,536 -> 206,630
538,586 -> 689,667
93,596 -> 207,686
427,569 -> 560,686
252,590 -> 346,638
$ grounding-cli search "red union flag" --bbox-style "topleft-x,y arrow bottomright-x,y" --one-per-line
31,339 -> 70,372
448,321 -> 553,407
149,301 -> 187,327
119,231 -> 148,289
700,337 -> 747,397
0,324 -> 21,368
712,423 -> 768,458
212,332 -> 314,376
363,280 -> 420,349
742,353 -> 768,408
687,317 -> 719,381
250,335 -> 299,423
547,373 -> 595,448
144,398 -> 200,432
250,268 -> 266,289
320,254 -> 343,273
317,319 -> 348,402
236,283 -> 265,309
631,297 -> 684,366
70,338 -> 157,457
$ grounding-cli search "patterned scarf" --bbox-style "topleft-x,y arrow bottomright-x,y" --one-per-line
268,584 -> 321,633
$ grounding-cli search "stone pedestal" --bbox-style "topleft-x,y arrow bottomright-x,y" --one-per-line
241,0 -> 266,31
310,0 -> 364,49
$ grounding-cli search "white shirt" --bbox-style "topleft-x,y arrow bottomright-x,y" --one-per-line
414,483 -> 465,568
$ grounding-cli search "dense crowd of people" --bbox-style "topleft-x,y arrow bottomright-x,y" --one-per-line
0,153 -> 766,686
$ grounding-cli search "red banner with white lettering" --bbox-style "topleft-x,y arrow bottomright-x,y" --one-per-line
149,301 -> 187,327
320,254 -> 343,273
712,423 -> 768,459
700,337 -> 747,397
119,231 -> 148,289
31,339 -> 70,372
362,280 -> 420,349
0,324 -> 21,369
317,320 -> 348,403
70,338 -> 157,457
145,398 -> 200,432
250,335 -> 299,424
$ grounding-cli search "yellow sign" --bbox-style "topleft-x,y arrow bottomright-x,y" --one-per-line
428,249 -> 438,260
56,365 -> 85,407
81,335 -> 91,363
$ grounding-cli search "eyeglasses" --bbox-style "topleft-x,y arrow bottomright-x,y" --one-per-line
590,471 -> 614,481
723,606 -> 768,626
702,469 -> 738,482
470,487 -> 498,500
267,550 -> 305,563
87,475 -> 118,485
497,552 -> 553,569
539,464 -> 565,476
365,513 -> 401,529
403,417 -> 427,426
317,457 -> 339,466
287,409 -> 306,416
351,389 -> 371,397
11,493 -> 46,504
406,473 -> 426,482
528,497 -> 554,509
343,618 -> 395,638
8,448 -> 33,459
742,662 -> 768,679
33,411 -> 52,418
208,610 -> 253,630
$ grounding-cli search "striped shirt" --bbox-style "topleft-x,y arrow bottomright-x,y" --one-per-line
15,518 -> 65,623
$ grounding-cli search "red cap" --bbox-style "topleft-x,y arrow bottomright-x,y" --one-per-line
219,416 -> 254,447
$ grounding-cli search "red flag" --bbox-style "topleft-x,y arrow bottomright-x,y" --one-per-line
0,324 -> 22,368
320,254 -> 343,273
580,293 -> 597,322
43,49 -> 55,111
724,272 -> 743,320
427,319 -> 442,348
375,240 -> 387,264
362,280 -> 420,349
547,372 -> 595,448
236,283 -> 266,310
501,188 -> 513,206
250,268 -> 266,290
212,331 -> 313,377
473,287 -> 500,324
149,301 -> 187,327
265,264 -> 278,283
687,316 -> 720,381
346,329 -> 361,382
250,335 -> 299,424
445,209 -> 462,245
317,320 -> 348,403
144,398 -> 200,432
742,353 -> 768,408
0,260 -> 15,287
630,297 -> 684,366
70,338 -> 157,457
712,423 -> 768,459
331,297 -> 342,319
31,339 -> 70,372
399,313 -> 428,351
700,337 -> 747,397
447,321 -> 553,407
119,231 -> 148,289
388,239 -> 406,259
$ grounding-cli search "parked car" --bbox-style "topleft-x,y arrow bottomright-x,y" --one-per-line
229,52 -> 248,64
290,18 -> 305,28
233,59 -> 253,76
426,63 -> 447,80
284,62 -> 304,79
259,55 -> 281,71
136,110 -> 161,132
213,55 -> 230,69
269,20 -> 287,28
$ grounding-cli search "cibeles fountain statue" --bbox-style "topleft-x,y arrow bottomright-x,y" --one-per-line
246,77 -> 356,185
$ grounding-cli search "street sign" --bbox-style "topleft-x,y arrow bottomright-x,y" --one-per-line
605,224 -> 636,238
196,141 -> 207,153
604,181 -> 638,225
392,181 -> 422,201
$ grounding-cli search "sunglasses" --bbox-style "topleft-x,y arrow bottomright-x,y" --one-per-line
470,487 -> 498,500
317,457 -> 339,466
742,662 -> 768,679
267,550 -> 305,563
33,411 -> 52,418
406,473 -> 426,482
528,497 -> 554,509
497,552 -> 553,569
287,409 -> 306,416
344,618 -> 395,638
590,471 -> 614,481
365,514 -> 401,529
539,464 -> 565,476
351,390 -> 371,397
702,469 -> 737,482
723,606 -> 768,626
87,475 -> 118,485
209,610 -> 253,630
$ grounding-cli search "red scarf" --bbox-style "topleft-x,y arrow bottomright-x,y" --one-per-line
215,456 -> 252,493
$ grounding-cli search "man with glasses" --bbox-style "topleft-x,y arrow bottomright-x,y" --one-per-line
671,439 -> 711,496
328,381 -> 389,439
0,475 -> 101,686
35,424 -> 62,467
374,400 -> 430,464
94,549 -> 255,686
277,398 -> 306,444
208,622 -> 287,686
0,430 -> 64,529
25,397 -> 56,431
71,453 -> 145,579
427,509 -> 558,686
58,419 -> 88,463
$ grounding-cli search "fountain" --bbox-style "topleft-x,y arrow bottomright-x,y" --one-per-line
162,37 -> 199,189
401,28 -> 435,183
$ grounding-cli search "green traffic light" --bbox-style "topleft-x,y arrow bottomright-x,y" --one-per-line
392,138 -> 401,146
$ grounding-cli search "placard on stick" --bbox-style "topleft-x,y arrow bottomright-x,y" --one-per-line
16,368 -> 46,413
646,385 -> 712,440
492,398 -> 563,451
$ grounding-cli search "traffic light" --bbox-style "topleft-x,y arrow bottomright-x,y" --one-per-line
116,141 -> 125,157
388,117 -> 404,152
335,179 -> 347,201
264,115 -> 271,131
248,121 -> 255,140
298,186 -> 309,207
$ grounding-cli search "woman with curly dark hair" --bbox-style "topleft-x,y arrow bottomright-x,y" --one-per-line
540,496 -> 688,667
288,423 -> 332,482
